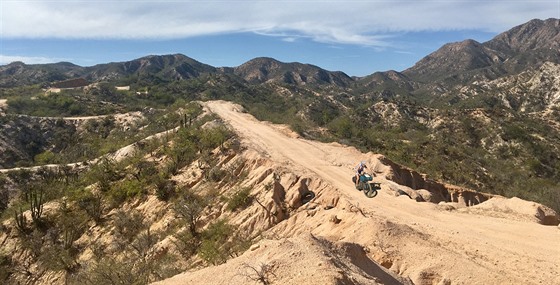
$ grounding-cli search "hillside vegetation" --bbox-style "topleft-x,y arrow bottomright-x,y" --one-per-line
1,104 -> 251,283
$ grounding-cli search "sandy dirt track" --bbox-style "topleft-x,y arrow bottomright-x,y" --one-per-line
193,101 -> 560,285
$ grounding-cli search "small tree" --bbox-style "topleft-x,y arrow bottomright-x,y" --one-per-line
76,192 -> 104,224
154,175 -> 175,201
88,158 -> 121,192
198,219 -> 233,265
130,228 -> 157,259
173,190 -> 206,238
238,262 -> 276,285
113,209 -> 146,243
173,229 -> 200,258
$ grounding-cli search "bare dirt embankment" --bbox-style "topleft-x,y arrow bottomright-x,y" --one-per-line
157,101 -> 560,285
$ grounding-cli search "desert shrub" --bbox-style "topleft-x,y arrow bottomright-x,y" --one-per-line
227,187 -> 253,212
26,202 -> 87,275
174,190 -> 207,237
75,191 -> 104,224
199,126 -> 232,151
132,160 -> 158,182
34,150 -> 57,164
69,257 -> 144,285
163,159 -> 180,177
70,251 -> 181,285
238,262 -> 276,285
166,128 -> 198,173
0,252 -> 13,282
113,209 -> 145,243
55,201 -> 88,250
38,244 -> 79,273
198,219 -> 233,265
109,179 -> 145,206
205,166 -> 227,182
87,158 -> 122,192
173,230 -> 200,258
328,115 -> 355,139
130,229 -> 158,258
154,175 -> 176,201
19,229 -> 44,258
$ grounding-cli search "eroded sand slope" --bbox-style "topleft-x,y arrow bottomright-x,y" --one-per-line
156,100 -> 559,285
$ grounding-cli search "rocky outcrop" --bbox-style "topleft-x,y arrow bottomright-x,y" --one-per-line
379,155 -> 492,206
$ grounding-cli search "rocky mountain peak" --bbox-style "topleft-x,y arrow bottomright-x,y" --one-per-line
402,38 -> 503,82
485,18 -> 560,53
403,18 -> 559,83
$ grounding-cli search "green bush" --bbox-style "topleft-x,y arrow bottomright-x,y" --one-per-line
199,219 -> 233,265
75,192 -> 104,224
113,209 -> 145,242
34,150 -> 57,164
227,187 -> 253,212
109,179 -> 146,205
154,175 -> 176,201
173,230 -> 200,258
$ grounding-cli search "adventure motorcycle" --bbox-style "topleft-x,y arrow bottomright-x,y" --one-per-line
352,173 -> 379,198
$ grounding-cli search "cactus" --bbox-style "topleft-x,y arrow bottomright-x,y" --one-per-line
13,207 -> 28,234
29,187 -> 44,224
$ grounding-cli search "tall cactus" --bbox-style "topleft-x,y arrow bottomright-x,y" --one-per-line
29,186 -> 44,224
13,207 -> 28,234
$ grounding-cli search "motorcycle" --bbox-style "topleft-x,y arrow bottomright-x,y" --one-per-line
352,173 -> 379,198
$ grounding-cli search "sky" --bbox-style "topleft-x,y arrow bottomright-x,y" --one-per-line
1,1 -> 559,77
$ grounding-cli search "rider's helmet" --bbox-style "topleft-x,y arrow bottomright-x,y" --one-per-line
360,161 -> 367,167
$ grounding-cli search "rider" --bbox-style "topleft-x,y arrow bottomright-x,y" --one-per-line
355,161 -> 368,188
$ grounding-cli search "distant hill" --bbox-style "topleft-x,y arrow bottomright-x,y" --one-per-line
83,54 -> 217,82
0,61 -> 83,88
231,57 -> 353,87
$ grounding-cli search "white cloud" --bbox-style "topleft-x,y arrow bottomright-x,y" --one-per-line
0,54 -> 67,65
1,0 -> 558,47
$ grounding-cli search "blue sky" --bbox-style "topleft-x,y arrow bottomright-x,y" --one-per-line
1,1 -> 559,76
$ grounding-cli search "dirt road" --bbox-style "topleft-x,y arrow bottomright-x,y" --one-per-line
205,100 -> 560,284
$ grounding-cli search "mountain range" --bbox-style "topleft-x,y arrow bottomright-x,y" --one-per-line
1,18 -> 558,90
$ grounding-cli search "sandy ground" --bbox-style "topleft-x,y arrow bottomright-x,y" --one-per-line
157,101 -> 560,285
